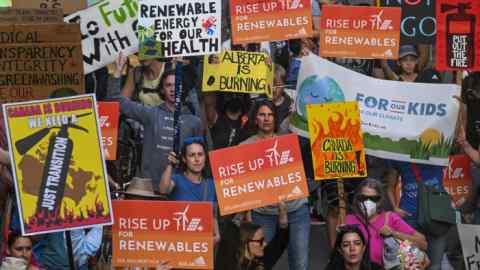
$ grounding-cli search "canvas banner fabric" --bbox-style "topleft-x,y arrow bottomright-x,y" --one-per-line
291,54 -> 460,166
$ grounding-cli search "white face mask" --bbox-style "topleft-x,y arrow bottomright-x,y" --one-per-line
361,199 -> 377,217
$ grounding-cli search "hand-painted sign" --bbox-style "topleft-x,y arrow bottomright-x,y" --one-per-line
436,0 -> 480,71
307,102 -> 367,180
3,94 -> 113,235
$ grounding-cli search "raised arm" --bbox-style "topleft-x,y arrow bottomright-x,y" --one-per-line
158,152 -> 178,194
106,53 -> 153,125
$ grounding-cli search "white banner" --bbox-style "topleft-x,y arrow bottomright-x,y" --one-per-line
458,224 -> 480,270
65,0 -> 139,74
137,0 -> 221,58
291,54 -> 460,166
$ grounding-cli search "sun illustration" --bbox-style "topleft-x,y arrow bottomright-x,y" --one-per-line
419,128 -> 441,147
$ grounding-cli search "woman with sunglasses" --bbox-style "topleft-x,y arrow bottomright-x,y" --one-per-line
345,179 -> 428,268
325,224 -> 382,270
222,202 -> 289,270
159,137 -> 220,244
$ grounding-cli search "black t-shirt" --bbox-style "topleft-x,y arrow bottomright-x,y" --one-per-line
210,115 -> 243,149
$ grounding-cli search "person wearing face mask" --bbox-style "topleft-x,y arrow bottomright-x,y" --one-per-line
345,179 -> 428,268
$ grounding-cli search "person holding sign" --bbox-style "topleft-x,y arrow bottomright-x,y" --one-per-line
241,100 -> 310,270
346,179 -> 428,268
159,137 -> 220,244
2,232 -> 39,270
107,53 -> 203,194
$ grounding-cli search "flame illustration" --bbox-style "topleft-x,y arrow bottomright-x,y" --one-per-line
26,197 -> 109,233
311,111 -> 365,178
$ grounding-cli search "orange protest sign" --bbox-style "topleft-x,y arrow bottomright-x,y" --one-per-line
98,102 -> 119,160
319,5 -> 401,59
230,0 -> 313,44
443,154 -> 473,207
307,102 -> 367,180
112,200 -> 213,269
209,133 -> 309,215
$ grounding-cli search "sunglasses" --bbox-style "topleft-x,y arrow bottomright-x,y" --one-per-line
183,136 -> 205,145
249,237 -> 265,244
357,194 -> 381,203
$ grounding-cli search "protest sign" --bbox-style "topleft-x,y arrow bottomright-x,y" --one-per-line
0,8 -> 63,24
319,5 -> 401,59
64,0 -> 139,74
0,0 -> 11,7
378,0 -> 436,45
0,23 -> 84,106
13,0 -> 87,14
290,54 -> 460,166
202,51 -> 273,97
306,102 -> 367,180
98,102 -> 119,160
230,0 -> 313,44
458,224 -> 480,270
436,0 -> 480,71
137,0 -> 221,59
112,200 -> 213,269
2,94 -> 113,235
443,154 -> 472,207
209,133 -> 309,215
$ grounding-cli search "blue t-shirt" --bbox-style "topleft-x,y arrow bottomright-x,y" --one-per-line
388,160 -> 445,219
171,173 -> 217,204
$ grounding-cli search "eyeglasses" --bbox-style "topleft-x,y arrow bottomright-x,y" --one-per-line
183,136 -> 205,145
249,237 -> 265,244
357,194 -> 381,203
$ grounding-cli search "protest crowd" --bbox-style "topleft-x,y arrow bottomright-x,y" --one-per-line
1,0 -> 480,270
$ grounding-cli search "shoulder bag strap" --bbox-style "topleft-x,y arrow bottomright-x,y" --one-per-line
202,178 -> 208,201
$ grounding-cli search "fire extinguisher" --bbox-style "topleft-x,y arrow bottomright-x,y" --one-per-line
441,2 -> 476,68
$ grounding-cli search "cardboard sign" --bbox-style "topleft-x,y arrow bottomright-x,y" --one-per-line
137,0 -> 221,59
378,0 -> 436,45
2,94 -> 113,235
209,134 -> 309,215
319,5 -> 401,59
443,154 -> 472,207
0,8 -> 63,24
230,0 -> 313,44
436,0 -> 480,71
13,0 -> 87,14
112,200 -> 213,269
202,51 -> 273,97
0,24 -> 85,106
458,224 -> 480,270
64,0 -> 139,74
307,102 -> 367,180
291,54 -> 460,166
98,102 -> 119,160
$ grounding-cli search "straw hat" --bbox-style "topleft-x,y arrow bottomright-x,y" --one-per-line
118,177 -> 167,199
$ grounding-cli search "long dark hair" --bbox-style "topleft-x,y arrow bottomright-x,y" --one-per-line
324,225 -> 373,270
236,222 -> 264,270
179,138 -> 210,178
7,231 -> 31,250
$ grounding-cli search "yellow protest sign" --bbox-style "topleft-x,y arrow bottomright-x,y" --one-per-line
2,94 -> 112,235
202,51 -> 273,97
307,101 -> 367,180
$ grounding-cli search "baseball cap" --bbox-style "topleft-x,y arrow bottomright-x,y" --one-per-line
399,45 -> 418,59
